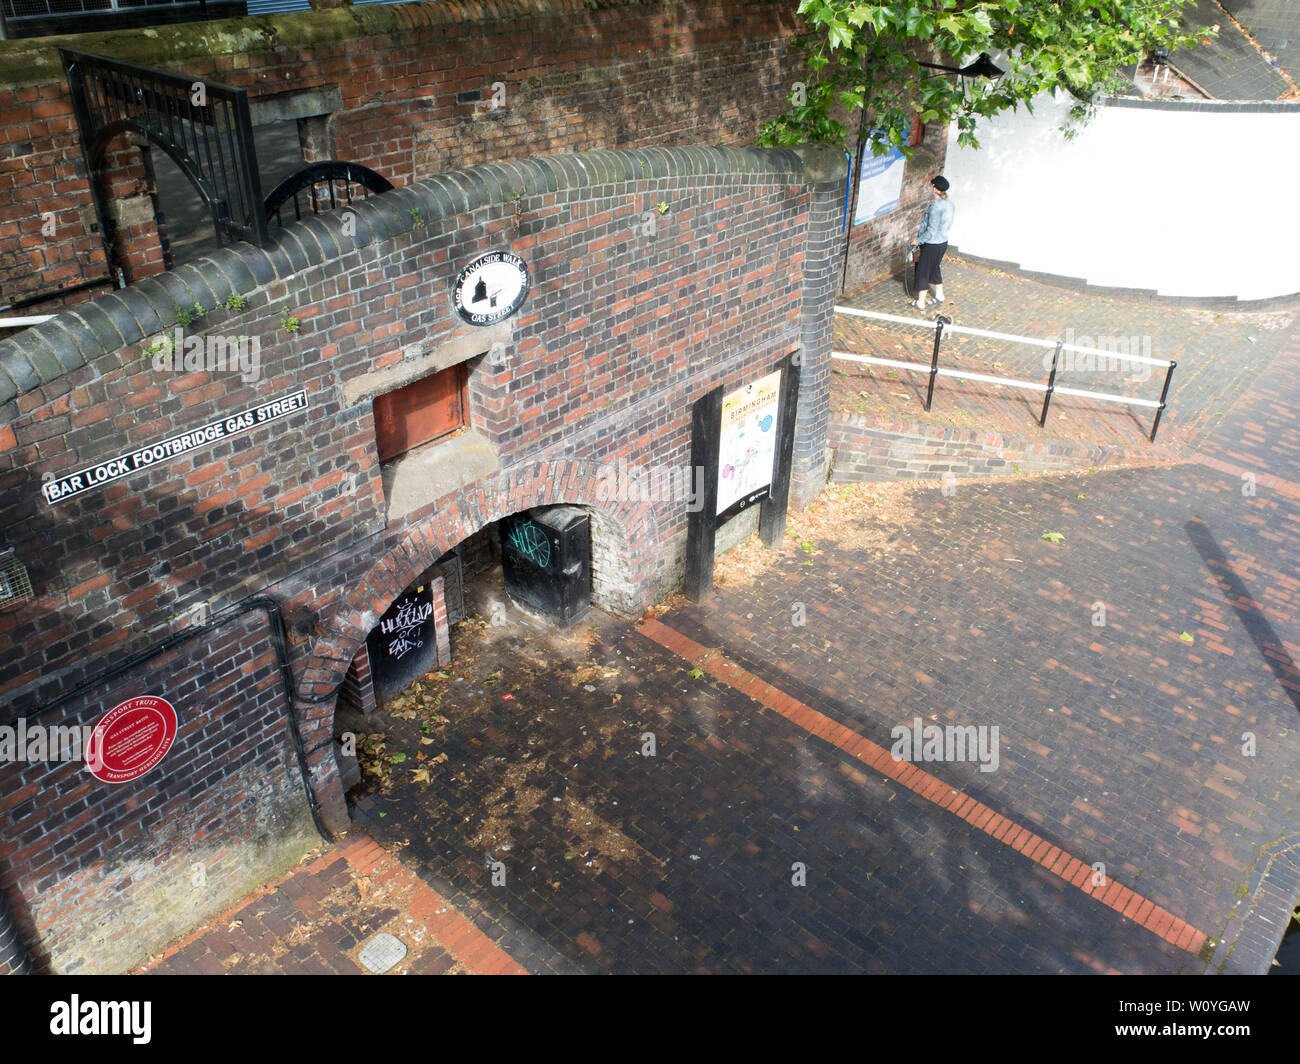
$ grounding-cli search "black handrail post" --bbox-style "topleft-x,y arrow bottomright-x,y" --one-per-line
61,55 -> 122,287
924,314 -> 949,412
1149,359 -> 1177,442
1040,339 -> 1063,428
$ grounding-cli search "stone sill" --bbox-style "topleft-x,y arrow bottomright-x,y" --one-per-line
381,429 -> 501,524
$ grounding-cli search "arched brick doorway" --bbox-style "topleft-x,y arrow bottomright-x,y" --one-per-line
294,460 -> 663,831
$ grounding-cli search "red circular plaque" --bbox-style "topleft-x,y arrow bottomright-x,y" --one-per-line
85,696 -> 178,784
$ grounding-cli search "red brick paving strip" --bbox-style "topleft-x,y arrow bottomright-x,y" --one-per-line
137,833 -> 528,975
334,834 -> 528,975
1190,452 -> 1300,501
638,617 -> 1210,957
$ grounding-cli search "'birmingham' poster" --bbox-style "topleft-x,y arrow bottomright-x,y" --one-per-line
717,369 -> 781,517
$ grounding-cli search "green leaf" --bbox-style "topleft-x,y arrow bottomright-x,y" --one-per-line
827,20 -> 854,50
776,0 -> 1214,152
844,3 -> 872,29
1178,631 -> 1194,643
1040,531 -> 1065,544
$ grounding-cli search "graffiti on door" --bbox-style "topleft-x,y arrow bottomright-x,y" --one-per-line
506,517 -> 551,569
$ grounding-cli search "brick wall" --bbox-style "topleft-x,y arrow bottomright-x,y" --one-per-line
0,142 -> 843,971
338,641 -> 377,717
0,606 -> 319,974
0,0 -> 804,310
828,413 -> 1144,484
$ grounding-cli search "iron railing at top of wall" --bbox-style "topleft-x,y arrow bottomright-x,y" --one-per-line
4,0 -> 204,17
60,47 -> 269,272
263,161 -> 395,230
832,306 -> 1178,443
1,0 -> 243,40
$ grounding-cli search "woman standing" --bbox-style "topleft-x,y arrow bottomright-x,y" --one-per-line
911,175 -> 954,311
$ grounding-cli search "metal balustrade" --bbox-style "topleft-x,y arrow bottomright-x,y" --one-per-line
833,306 -> 1178,442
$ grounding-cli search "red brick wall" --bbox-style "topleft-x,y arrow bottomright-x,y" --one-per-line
0,0 -> 803,310
0,607 -> 318,975
0,79 -> 114,310
101,136 -> 168,283
339,640 -> 377,716
0,142 -> 845,971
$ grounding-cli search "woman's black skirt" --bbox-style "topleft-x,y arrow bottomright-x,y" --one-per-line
915,241 -> 948,291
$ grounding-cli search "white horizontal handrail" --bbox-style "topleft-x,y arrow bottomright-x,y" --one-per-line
0,315 -> 54,327
832,351 -> 1160,409
1056,342 -> 1170,368
1053,384 -> 1162,409
833,306 -> 928,328
832,352 -> 1047,393
832,353 -> 923,373
941,368 -> 1048,393
833,305 -> 1174,367
939,321 -> 1060,350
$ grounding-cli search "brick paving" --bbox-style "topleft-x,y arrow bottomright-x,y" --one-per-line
349,611 -> 1199,974
138,835 -> 523,975
638,616 -> 1211,957
660,458 -> 1299,972
136,267 -> 1299,975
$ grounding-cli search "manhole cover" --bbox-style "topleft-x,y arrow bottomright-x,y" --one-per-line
358,932 -> 408,974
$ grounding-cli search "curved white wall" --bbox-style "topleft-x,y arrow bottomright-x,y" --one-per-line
942,94 -> 1300,301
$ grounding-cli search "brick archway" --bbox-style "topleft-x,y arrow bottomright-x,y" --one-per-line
294,459 -> 664,831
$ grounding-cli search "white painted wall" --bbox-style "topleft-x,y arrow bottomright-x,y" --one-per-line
942,93 -> 1300,300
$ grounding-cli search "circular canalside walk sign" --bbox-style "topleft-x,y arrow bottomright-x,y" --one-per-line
452,250 -> 530,326
86,695 -> 178,784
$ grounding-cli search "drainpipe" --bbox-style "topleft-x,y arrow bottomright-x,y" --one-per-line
0,891 -> 32,975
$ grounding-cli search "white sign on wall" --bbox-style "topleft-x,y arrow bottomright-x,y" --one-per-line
854,140 -> 907,223
716,370 -> 781,516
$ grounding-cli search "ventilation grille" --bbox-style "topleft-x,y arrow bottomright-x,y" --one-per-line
0,550 -> 34,610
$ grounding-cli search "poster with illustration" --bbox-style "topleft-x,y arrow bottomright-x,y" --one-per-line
717,369 -> 781,516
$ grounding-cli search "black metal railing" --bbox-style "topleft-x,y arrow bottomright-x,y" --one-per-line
2,1 -> 244,40
60,47 -> 268,281
264,161 -> 395,229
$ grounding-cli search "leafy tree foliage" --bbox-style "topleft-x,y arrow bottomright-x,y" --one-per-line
759,1 -> 1214,155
